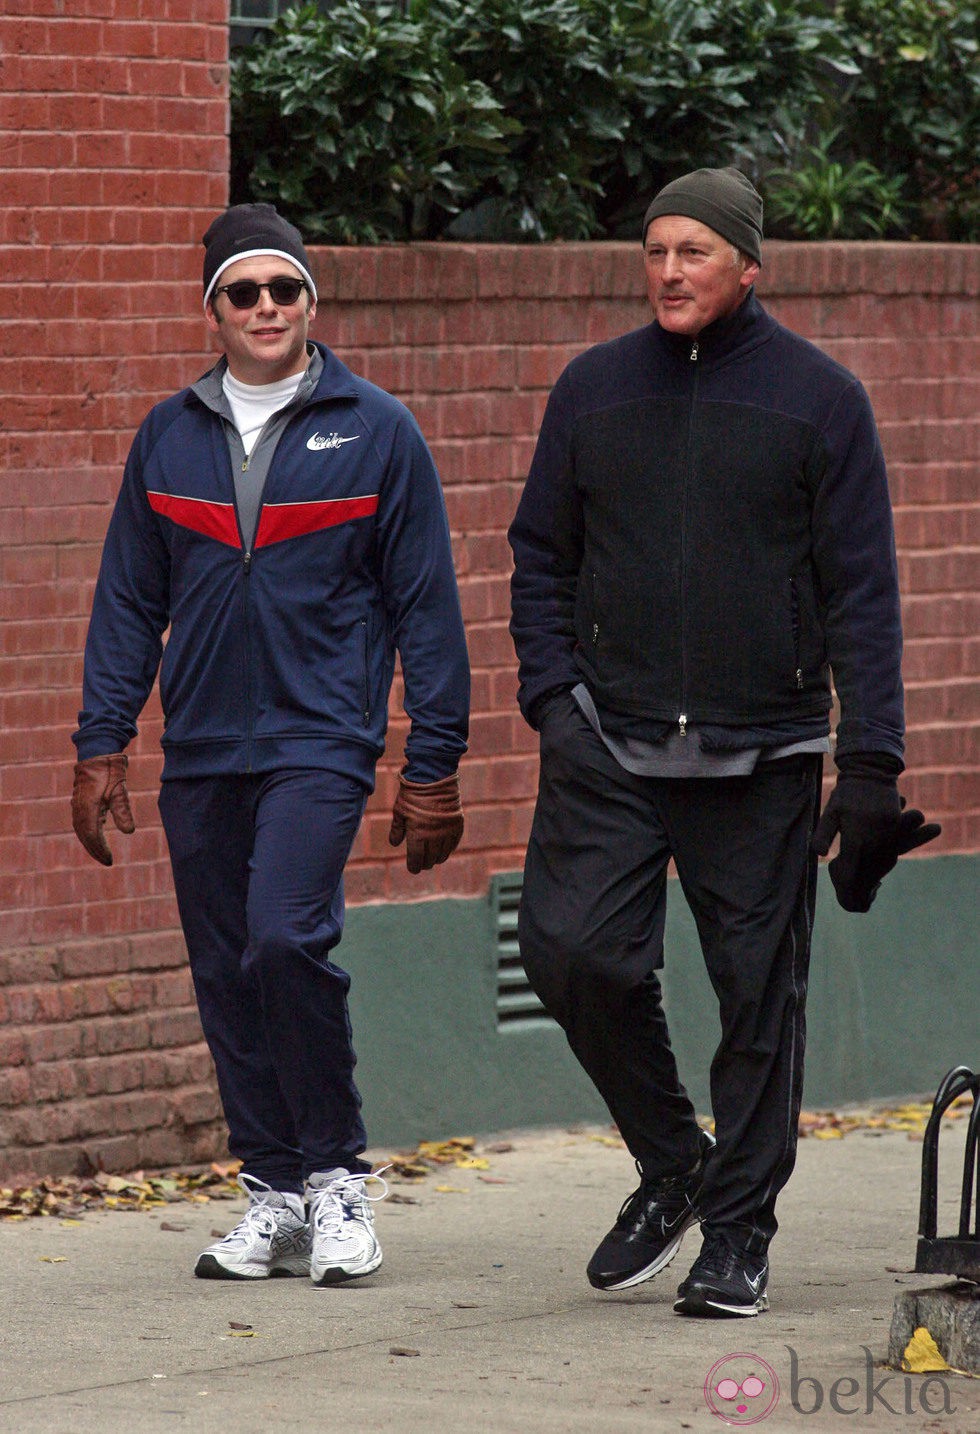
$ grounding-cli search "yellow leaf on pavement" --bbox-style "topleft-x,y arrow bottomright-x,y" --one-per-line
902,1327 -> 950,1374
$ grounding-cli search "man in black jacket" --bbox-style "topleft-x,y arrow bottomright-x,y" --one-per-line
508,168 -> 939,1318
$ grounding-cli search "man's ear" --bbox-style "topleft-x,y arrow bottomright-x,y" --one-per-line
205,298 -> 222,333
740,258 -> 760,290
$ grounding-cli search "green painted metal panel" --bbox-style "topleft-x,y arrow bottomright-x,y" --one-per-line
340,855 -> 977,1147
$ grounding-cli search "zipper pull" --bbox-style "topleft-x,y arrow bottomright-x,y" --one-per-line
690,341 -> 699,362
796,668 -> 803,690
592,622 -> 598,643
241,456 -> 250,472
678,713 -> 687,736
243,551 -> 252,575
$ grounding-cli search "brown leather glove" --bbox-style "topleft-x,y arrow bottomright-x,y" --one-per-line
71,753 -> 136,866
388,772 -> 464,874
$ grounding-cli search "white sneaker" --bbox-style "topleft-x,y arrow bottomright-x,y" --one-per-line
306,1167 -> 389,1285
194,1173 -> 312,1280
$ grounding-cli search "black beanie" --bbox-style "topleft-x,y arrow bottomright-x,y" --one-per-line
202,203 -> 317,307
642,167 -> 763,265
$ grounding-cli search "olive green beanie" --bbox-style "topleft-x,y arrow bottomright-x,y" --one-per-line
642,167 -> 763,265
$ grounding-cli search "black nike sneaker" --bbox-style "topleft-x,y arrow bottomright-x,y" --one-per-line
674,1229 -> 769,1317
586,1129 -> 715,1291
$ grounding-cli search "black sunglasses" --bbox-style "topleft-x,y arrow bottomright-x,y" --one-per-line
214,277 -> 308,309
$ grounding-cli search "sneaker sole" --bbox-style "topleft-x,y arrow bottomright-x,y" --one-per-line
194,1254 -> 310,1280
311,1250 -> 383,1286
588,1213 -> 697,1292
673,1289 -> 769,1318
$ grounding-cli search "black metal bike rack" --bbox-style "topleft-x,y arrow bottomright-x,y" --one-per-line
915,1064 -> 980,1282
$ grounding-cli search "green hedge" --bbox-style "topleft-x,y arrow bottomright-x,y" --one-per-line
230,0 -> 979,242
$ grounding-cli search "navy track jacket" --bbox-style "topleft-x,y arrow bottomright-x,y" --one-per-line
75,343 -> 470,786
509,291 -> 904,763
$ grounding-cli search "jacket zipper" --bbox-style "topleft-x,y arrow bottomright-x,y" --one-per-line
226,423 -> 257,773
242,548 -> 254,770
678,339 -> 699,733
591,571 -> 599,647
360,619 -> 370,724
790,577 -> 804,689
235,416 -> 285,769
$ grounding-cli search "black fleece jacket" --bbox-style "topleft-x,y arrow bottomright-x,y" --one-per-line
508,291 -> 904,763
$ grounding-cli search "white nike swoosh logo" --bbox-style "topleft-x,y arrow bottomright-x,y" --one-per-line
307,432 -> 360,451
744,1269 -> 765,1294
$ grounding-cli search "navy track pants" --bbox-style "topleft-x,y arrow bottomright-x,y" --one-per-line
159,768 -> 370,1192
518,695 -> 822,1252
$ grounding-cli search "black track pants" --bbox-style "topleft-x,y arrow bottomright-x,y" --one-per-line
518,696 -> 822,1250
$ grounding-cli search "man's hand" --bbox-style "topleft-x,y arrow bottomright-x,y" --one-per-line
812,776 -> 940,912
71,753 -> 136,866
388,773 -> 464,874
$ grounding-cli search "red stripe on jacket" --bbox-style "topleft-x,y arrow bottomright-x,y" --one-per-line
254,494 -> 379,548
147,492 -> 241,548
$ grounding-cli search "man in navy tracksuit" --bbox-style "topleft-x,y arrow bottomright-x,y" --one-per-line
508,168 -> 939,1317
72,205 -> 470,1285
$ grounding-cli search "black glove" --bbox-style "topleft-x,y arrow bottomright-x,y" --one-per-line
812,771 -> 940,912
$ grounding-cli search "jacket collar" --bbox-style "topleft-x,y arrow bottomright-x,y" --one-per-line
653,287 -> 773,364
189,341 -> 359,414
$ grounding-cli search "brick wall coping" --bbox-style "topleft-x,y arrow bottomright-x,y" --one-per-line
305,242 -> 980,304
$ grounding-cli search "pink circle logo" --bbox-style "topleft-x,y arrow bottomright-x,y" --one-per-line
704,1353 -> 780,1424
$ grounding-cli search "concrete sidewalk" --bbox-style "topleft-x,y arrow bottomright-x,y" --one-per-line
1,1121 -> 977,1434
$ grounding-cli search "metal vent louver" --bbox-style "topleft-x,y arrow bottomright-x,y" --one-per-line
491,873 -> 552,1029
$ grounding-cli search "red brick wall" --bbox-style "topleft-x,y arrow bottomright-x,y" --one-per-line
0,1 -> 229,1174
0,11 -> 976,1176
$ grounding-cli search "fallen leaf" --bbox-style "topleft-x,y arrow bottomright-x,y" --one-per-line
478,1175 -> 509,1184
434,1185 -> 467,1194
0,1164 -> 243,1220
211,1162 -> 241,1179
451,1301 -> 482,1308
227,1330 -> 255,1338
39,1256 -> 67,1263
159,1221 -> 188,1232
388,1161 -> 432,1180
229,1321 -> 253,1331
902,1327 -> 950,1374
812,1128 -> 844,1140
389,1346 -> 421,1357
416,1137 -> 478,1165
386,1193 -> 419,1205
99,1175 -> 135,1194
